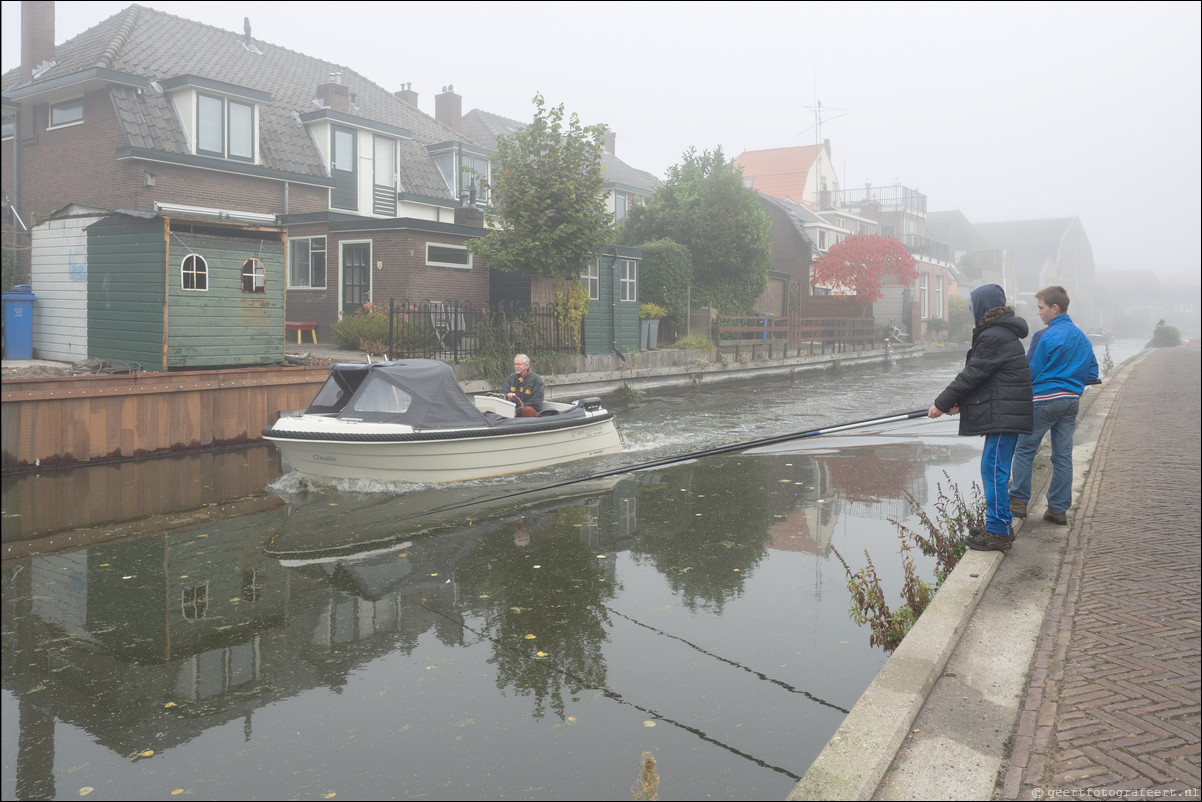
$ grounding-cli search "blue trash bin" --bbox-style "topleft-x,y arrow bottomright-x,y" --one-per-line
2,284 -> 37,360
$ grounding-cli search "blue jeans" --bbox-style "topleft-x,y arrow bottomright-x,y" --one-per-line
981,432 -> 1018,536
1010,397 -> 1079,514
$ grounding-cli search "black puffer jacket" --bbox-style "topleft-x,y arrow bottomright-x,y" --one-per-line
935,292 -> 1033,436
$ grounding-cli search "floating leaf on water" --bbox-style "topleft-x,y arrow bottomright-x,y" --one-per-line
595,555 -> 607,559
100,563 -> 110,567
524,633 -> 536,640
643,721 -> 656,727
122,575 -> 135,580
79,788 -> 94,796
139,749 -> 154,757
536,651 -> 549,658
533,565 -> 541,569
510,607 -> 522,614
429,573 -> 439,577
324,794 -> 337,799
567,716 -> 576,722
164,702 -> 177,708
171,789 -> 185,796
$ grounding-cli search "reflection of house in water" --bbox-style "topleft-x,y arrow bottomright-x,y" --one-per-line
759,440 -> 972,556
2,475 -> 643,796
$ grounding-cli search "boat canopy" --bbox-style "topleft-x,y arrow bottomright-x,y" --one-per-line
304,359 -> 489,428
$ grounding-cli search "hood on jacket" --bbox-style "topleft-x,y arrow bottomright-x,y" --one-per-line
970,284 -> 1008,325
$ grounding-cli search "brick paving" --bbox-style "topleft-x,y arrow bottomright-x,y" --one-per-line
1002,346 -> 1201,799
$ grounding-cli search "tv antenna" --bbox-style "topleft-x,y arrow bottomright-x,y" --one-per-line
799,100 -> 849,144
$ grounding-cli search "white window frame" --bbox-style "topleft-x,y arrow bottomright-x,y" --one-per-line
288,236 -> 327,290
49,97 -> 84,129
581,260 -> 600,301
181,253 -> 209,292
426,243 -> 472,270
619,258 -> 637,302
935,275 -> 944,320
920,272 -> 930,320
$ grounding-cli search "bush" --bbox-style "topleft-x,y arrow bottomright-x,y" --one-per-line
639,302 -> 668,320
1149,325 -> 1181,347
671,332 -> 715,350
332,307 -> 389,351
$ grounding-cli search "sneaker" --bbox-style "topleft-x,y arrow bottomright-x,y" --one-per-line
1010,497 -> 1028,519
1043,510 -> 1068,525
967,531 -> 1013,552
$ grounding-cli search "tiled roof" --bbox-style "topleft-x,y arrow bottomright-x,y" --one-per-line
461,109 -> 661,194
3,4 -> 475,200
733,145 -> 825,204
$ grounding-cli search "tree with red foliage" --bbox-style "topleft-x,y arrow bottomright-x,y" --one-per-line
810,235 -> 919,310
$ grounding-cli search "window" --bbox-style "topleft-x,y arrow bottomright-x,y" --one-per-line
242,258 -> 266,293
857,222 -> 870,235
619,258 -> 637,302
289,237 -> 326,289
459,152 -> 489,203
935,275 -> 944,320
373,135 -> 397,216
880,225 -> 895,238
581,260 -> 600,301
920,272 -> 930,320
817,229 -> 828,250
49,98 -> 84,128
197,93 -> 254,161
242,568 -> 266,603
182,582 -> 209,621
426,243 -> 471,269
182,253 -> 208,291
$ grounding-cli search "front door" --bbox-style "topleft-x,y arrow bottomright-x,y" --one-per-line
342,243 -> 370,316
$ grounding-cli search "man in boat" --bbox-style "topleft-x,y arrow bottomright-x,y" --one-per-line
505,354 -> 544,417
1008,285 -> 1099,527
928,284 -> 1033,553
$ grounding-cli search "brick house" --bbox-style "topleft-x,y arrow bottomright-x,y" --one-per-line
2,1 -> 495,352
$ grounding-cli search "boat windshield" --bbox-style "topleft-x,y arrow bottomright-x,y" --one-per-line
348,380 -> 413,414
304,367 -> 369,414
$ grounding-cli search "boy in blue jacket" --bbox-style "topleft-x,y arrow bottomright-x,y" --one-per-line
1009,285 -> 1100,526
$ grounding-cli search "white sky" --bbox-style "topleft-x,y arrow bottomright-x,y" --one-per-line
3,0 -> 1200,280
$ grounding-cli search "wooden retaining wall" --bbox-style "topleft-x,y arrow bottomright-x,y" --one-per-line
2,365 -> 330,472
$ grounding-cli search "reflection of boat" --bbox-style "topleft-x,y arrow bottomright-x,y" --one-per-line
261,359 -> 623,482
265,474 -> 626,562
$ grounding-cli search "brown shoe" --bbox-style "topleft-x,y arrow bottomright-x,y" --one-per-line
1010,497 -> 1028,518
1043,510 -> 1068,525
967,531 -> 1013,552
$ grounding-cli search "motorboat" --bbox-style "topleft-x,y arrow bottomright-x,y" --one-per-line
261,359 -> 623,482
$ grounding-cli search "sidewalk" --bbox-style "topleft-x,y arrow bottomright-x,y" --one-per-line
790,344 -> 1201,800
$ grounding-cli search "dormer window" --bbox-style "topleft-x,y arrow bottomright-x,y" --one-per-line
198,93 -> 255,161
49,98 -> 84,129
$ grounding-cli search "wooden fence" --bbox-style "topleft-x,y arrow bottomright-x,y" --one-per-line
717,315 -> 877,359
2,365 -> 331,472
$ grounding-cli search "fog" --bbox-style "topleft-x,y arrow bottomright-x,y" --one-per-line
3,0 -> 1199,279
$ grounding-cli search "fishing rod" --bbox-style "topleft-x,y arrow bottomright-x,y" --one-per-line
437,407 -> 933,516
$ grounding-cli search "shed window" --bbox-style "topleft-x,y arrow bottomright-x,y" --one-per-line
581,260 -> 600,301
182,582 -> 209,621
182,254 -> 208,291
242,258 -> 266,293
619,258 -> 637,302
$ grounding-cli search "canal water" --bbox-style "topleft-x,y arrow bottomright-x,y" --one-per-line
1,341 -> 1144,800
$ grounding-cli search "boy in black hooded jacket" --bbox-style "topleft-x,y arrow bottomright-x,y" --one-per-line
928,284 -> 1033,552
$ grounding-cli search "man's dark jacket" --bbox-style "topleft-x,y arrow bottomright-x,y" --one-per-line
934,285 -> 1034,436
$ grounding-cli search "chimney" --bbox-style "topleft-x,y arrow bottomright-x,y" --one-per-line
317,73 -> 349,113
604,130 -> 616,156
21,0 -> 55,84
395,82 -> 418,107
435,85 -> 462,133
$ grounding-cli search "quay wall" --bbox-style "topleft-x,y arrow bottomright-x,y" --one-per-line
2,344 -> 925,472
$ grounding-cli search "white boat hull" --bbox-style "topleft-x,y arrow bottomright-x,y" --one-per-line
267,415 -> 622,482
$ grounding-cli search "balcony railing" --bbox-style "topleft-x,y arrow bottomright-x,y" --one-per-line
898,234 -> 952,264
838,185 -> 927,216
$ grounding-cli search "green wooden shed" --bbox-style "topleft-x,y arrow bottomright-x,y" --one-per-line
83,211 -> 287,371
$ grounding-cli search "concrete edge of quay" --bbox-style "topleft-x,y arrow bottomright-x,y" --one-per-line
786,347 -> 1151,801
